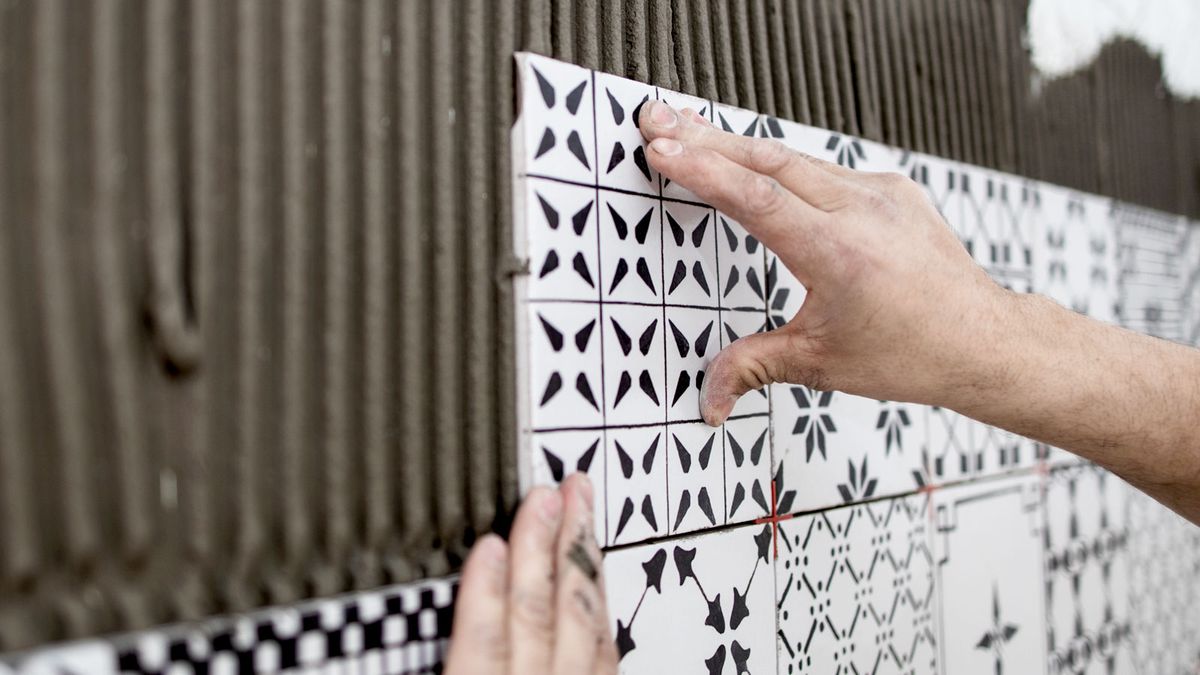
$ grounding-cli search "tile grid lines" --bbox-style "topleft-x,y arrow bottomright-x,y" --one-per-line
654,89 -> 672,536
587,69 -> 612,546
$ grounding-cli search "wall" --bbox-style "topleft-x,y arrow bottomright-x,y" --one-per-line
0,0 -> 1197,652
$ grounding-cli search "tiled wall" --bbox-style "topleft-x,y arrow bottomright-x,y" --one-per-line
513,54 -> 1200,675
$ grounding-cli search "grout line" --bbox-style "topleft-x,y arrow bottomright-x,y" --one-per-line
524,171 -> 713,210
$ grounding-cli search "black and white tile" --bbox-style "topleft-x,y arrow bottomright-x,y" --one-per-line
605,523 -> 776,674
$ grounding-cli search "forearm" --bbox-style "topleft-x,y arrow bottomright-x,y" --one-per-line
948,291 -> 1200,521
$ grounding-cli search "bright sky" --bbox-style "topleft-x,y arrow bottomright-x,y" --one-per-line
1027,0 -> 1200,99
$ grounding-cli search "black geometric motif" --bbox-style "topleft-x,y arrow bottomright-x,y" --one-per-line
537,312 -> 599,411
613,433 -> 663,540
975,584 -> 1019,675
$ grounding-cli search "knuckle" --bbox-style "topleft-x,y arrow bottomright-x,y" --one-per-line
511,587 -> 556,636
741,173 -> 788,218
565,585 -> 607,633
745,138 -> 794,174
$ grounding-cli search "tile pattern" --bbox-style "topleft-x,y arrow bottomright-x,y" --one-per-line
604,523 -> 776,675
512,54 -> 1200,675
3,578 -> 457,675
1042,463 -> 1134,675
775,494 -> 938,675
515,53 -> 771,547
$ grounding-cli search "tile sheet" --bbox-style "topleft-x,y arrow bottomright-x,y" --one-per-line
511,53 -> 1200,675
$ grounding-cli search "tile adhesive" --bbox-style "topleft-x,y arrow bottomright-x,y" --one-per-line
0,0 -> 1197,651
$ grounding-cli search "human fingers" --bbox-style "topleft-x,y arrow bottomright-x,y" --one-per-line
640,100 -> 865,210
700,328 -> 826,426
443,534 -> 510,675
507,486 -> 563,673
551,473 -> 608,675
644,137 -> 828,283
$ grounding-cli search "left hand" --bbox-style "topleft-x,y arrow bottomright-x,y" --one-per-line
443,473 -> 618,675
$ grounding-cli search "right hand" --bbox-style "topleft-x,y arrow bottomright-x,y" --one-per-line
638,100 -> 1015,425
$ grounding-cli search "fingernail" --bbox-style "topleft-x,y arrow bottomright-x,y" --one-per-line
650,101 -> 678,127
540,490 -> 563,526
650,137 -> 683,156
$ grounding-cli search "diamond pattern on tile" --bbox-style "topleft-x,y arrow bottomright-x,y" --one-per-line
776,494 -> 937,675
596,71 -> 658,195
663,201 -> 719,307
604,523 -> 776,674
606,426 -> 668,546
602,304 -> 666,426
523,178 -> 601,301
517,54 -> 596,183
530,429 -> 606,539
664,306 -> 719,422
666,422 -> 725,534
599,192 -> 663,304
527,302 -> 603,430
722,417 -> 771,525
932,473 -> 1048,675
1042,463 -> 1134,675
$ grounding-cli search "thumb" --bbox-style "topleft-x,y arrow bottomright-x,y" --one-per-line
700,329 -> 821,426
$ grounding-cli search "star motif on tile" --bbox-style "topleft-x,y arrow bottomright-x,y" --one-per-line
603,87 -> 653,181
725,427 -> 769,520
606,203 -> 657,296
826,133 -> 866,168
671,431 -> 718,530
540,437 -> 599,483
610,316 -> 662,409
667,318 -> 713,405
790,386 -> 837,461
975,584 -> 1019,675
534,192 -> 596,289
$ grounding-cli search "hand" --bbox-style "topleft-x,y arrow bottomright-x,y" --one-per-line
638,101 -> 1014,425
443,473 -> 618,675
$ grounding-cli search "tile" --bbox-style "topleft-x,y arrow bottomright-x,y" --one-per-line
656,89 -> 712,202
664,306 -> 720,423
527,302 -> 603,430
1033,185 -> 1093,314
1041,463 -> 1134,674
1115,204 -> 1187,340
718,308 -> 770,416
715,213 -> 767,312
663,201 -> 719,307
599,192 -> 663,304
605,425 -> 668,546
530,429 -> 606,540
602,303 -> 667,426
763,253 -> 806,331
1081,193 -> 1120,325
980,171 -> 1037,286
776,494 -> 938,675
603,523 -> 776,674
666,422 -> 726,534
932,473 -> 1048,675
522,178 -> 601,301
516,53 -> 596,183
1182,222 -> 1200,345
721,416 -> 771,525
595,71 -> 659,195
771,383 -> 926,514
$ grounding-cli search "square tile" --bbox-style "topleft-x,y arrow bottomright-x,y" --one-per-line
516,53 -> 596,183
1042,463 -> 1134,674
663,202 -> 719,307
595,72 -> 659,195
1082,193 -> 1119,325
664,306 -> 720,422
715,213 -> 767,311
979,171 -> 1036,284
666,422 -> 726,534
605,425 -> 668,546
721,416 -> 771,524
932,473 -> 1048,675
523,178 -> 601,301
527,302 -> 603,430
656,89 -> 712,203
776,494 -> 938,675
603,523 -> 776,674
602,304 -> 667,426
771,383 -> 926,513
1033,185 -> 1092,314
598,192 -> 663,304
529,429 -> 606,542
